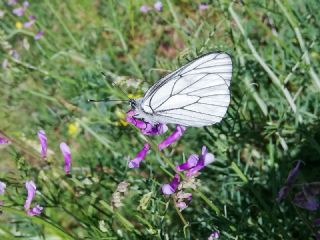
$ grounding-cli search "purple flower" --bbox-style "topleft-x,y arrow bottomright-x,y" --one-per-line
37,130 -> 47,158
208,231 -> 220,240
60,142 -> 71,174
175,191 -> 192,211
176,201 -> 187,211
276,186 -> 289,203
154,1 -> 163,11
199,3 -> 209,11
0,181 -> 6,195
314,218 -> 320,226
23,15 -> 36,28
176,146 -> 215,177
140,5 -> 151,13
9,49 -> 19,60
292,185 -> 319,211
293,193 -> 319,211
276,160 -> 302,202
34,30 -> 44,40
158,125 -> 186,150
24,181 -> 43,216
128,143 -> 150,168
161,174 -> 180,195
12,1 -> 29,16
24,181 -> 36,210
27,204 -> 43,216
286,160 -> 301,185
176,154 -> 199,171
126,110 -> 168,136
7,0 -> 17,5
0,136 -> 10,144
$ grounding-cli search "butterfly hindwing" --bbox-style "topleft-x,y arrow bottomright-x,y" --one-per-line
141,52 -> 232,127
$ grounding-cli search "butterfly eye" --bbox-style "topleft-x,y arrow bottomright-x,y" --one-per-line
129,99 -> 136,109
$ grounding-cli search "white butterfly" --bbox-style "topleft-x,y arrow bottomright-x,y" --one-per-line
129,52 -> 232,127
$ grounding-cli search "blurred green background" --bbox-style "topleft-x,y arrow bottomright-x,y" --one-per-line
1,0 -> 320,239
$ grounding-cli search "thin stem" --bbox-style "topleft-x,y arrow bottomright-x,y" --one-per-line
44,0 -> 81,50
275,0 -> 320,90
229,4 -> 301,121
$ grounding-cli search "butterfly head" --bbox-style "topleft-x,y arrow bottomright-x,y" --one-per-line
129,99 -> 137,109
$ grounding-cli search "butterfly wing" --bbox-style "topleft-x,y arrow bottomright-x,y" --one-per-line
141,52 -> 232,127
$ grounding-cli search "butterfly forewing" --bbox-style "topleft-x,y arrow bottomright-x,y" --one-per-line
141,52 -> 232,127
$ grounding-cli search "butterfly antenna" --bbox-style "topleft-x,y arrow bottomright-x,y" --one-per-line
101,72 -> 131,99
88,99 -> 128,103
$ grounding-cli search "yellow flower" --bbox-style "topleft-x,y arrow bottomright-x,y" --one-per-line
16,21 -> 22,29
68,122 -> 80,136
128,93 -> 142,99
115,108 -> 128,126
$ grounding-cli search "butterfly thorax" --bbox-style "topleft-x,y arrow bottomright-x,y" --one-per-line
130,98 -> 158,125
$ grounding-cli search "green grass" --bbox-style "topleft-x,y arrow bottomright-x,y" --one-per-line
1,0 -> 320,239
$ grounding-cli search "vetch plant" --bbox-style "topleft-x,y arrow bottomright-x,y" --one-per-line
37,130 -> 47,159
24,181 -> 43,216
60,142 -> 71,174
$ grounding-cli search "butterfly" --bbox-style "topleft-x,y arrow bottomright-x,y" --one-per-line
129,52 -> 232,127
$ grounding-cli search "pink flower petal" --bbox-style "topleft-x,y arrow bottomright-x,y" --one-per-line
140,5 -> 151,13
37,130 -> 47,158
128,143 -> 150,168
27,204 -> 43,216
176,154 -> 199,171
0,181 -> 6,195
34,30 -> 44,40
176,201 -> 187,211
0,136 -> 10,144
154,1 -> 163,11
158,125 -> 186,150
208,231 -> 220,240
24,180 -> 36,210
161,174 -> 180,195
126,110 -> 167,136
60,142 -> 71,174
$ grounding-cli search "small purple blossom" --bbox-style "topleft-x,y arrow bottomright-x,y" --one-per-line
27,204 -> 43,216
199,3 -> 209,11
24,181 -> 36,210
37,130 -> 47,158
9,49 -> 19,60
23,15 -> 36,28
128,143 -> 150,168
24,181 -> 43,216
208,231 -> 220,240
293,193 -> 319,211
60,142 -> 71,174
0,136 -> 10,144
292,186 -> 319,211
154,1 -> 163,11
276,160 -> 302,202
176,146 -> 215,177
126,110 -> 168,136
34,30 -> 44,40
276,186 -> 289,203
175,191 -> 192,211
161,174 -> 180,195
0,181 -> 6,195
12,1 -> 29,16
158,125 -> 186,150
140,5 -> 151,13
286,160 -> 302,185
7,0 -> 17,5
176,201 -> 187,211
